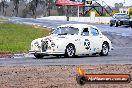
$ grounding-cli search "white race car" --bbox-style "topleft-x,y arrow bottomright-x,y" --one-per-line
29,24 -> 112,58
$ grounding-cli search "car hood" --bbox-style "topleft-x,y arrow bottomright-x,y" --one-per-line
33,34 -> 77,43
130,19 -> 132,21
119,18 -> 130,21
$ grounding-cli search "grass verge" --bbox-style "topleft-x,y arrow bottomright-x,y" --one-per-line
0,18 -> 8,21
0,22 -> 50,53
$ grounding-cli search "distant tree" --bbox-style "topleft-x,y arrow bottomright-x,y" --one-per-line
129,7 -> 132,15
0,0 -> 8,16
22,6 -> 29,18
37,0 -> 54,16
39,0 -> 49,16
114,3 -> 123,11
48,0 -> 54,16
28,0 -> 39,18
11,0 -> 20,16
11,0 -> 27,16
111,10 -> 119,15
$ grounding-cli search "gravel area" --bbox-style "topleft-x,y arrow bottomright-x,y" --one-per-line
0,53 -> 13,58
0,65 -> 132,88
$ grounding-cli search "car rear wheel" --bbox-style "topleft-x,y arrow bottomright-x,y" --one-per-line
34,54 -> 44,58
99,43 -> 109,56
65,44 -> 75,58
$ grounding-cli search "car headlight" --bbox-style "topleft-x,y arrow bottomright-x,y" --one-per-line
34,41 -> 41,48
51,42 -> 55,47
34,41 -> 39,46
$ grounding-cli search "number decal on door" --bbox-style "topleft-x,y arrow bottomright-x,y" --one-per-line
84,39 -> 90,50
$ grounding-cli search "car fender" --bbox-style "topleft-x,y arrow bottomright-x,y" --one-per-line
101,35 -> 112,51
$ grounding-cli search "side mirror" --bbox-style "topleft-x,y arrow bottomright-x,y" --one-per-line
81,32 -> 89,36
81,33 -> 85,36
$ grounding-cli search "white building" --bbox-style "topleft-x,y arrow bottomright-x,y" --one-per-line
119,8 -> 130,15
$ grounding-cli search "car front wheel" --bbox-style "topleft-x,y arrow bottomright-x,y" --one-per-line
110,23 -> 113,27
114,22 -> 119,27
99,43 -> 109,56
129,21 -> 132,28
65,44 -> 76,58
34,54 -> 44,58
130,25 -> 132,28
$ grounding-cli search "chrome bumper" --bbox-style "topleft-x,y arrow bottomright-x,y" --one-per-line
29,50 -> 41,54
29,50 -> 64,55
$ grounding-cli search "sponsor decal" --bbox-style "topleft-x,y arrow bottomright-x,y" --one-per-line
76,67 -> 131,85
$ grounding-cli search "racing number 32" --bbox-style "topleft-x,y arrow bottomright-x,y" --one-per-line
84,39 -> 91,50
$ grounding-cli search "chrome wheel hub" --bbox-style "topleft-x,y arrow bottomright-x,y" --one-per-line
67,46 -> 75,56
102,44 -> 108,55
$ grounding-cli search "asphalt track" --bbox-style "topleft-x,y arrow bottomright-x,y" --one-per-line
0,17 -> 132,65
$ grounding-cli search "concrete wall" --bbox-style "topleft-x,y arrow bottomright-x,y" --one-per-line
69,17 -> 111,24
37,16 -> 67,21
37,16 -> 111,24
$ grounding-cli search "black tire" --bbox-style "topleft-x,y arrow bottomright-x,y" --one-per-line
56,55 -> 61,58
76,75 -> 86,85
65,44 -> 76,58
114,22 -> 119,27
130,25 -> 132,28
110,23 -> 113,27
99,43 -> 109,56
34,54 -> 44,58
129,21 -> 132,28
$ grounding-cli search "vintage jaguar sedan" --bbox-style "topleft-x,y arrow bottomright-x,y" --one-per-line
29,24 -> 112,58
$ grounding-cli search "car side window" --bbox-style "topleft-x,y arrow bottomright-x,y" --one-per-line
81,28 -> 89,36
90,28 -> 99,36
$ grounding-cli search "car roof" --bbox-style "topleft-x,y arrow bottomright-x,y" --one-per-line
58,24 -> 98,30
114,13 -> 128,15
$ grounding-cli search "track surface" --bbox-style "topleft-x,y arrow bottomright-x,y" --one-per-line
0,17 -> 132,65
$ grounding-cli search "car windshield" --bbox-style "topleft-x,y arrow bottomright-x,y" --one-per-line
52,27 -> 79,35
115,14 -> 130,19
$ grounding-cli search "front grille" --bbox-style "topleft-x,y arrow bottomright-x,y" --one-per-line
42,41 -> 48,52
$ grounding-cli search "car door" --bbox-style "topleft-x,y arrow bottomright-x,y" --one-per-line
79,28 -> 92,54
89,27 -> 103,53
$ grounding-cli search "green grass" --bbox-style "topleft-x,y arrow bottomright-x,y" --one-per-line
130,15 -> 132,18
0,23 -> 50,53
0,18 -> 8,21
